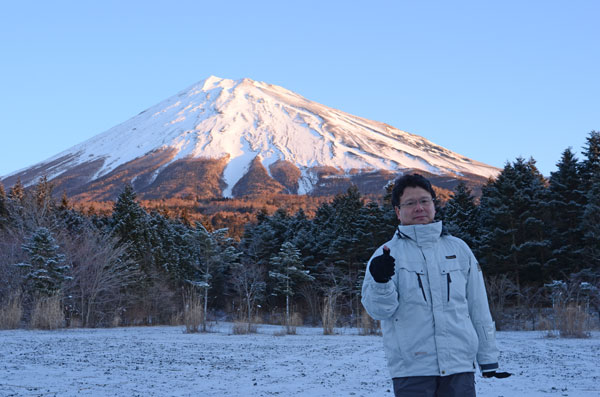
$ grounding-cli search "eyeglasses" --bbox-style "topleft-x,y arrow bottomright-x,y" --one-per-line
399,197 -> 434,209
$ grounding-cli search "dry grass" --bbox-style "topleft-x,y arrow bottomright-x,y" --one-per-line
290,312 -> 303,326
535,313 -> 553,331
111,314 -> 122,328
170,311 -> 184,326
0,293 -> 23,329
554,304 -> 591,338
30,295 -> 64,330
321,295 -> 338,335
183,289 -> 203,333
232,321 -> 258,335
285,312 -> 303,334
359,308 -> 381,336
68,317 -> 83,328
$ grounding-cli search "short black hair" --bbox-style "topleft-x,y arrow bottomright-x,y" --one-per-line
391,173 -> 436,208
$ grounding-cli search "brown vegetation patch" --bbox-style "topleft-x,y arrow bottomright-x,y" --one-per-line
232,157 -> 285,197
72,148 -> 177,201
269,160 -> 301,194
142,155 -> 228,199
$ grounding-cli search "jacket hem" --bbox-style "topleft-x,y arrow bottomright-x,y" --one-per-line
480,362 -> 499,372
389,367 -> 476,379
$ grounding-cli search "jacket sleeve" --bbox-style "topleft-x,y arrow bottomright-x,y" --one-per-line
361,246 -> 399,320
463,243 -> 500,372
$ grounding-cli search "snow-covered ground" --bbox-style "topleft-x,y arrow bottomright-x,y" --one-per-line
1,324 -> 598,397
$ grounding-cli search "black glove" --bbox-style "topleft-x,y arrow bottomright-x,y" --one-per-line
369,246 -> 395,283
482,371 -> 512,379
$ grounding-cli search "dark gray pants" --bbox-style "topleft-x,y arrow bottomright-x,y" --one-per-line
392,372 -> 475,397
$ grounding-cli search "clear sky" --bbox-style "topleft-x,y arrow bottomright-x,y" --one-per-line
1,0 -> 598,178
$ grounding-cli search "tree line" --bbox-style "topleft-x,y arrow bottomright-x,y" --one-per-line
0,131 -> 599,331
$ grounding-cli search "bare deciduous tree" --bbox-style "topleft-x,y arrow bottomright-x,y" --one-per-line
229,262 -> 266,332
319,264 -> 350,334
518,284 -> 545,330
62,229 -> 138,327
0,232 -> 27,300
485,274 -> 518,330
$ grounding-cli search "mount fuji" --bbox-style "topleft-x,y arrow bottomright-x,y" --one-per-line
1,76 -> 499,200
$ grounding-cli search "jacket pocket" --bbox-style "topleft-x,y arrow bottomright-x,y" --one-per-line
440,259 -> 469,307
397,261 -> 429,306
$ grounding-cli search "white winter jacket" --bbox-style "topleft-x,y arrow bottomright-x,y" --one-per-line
361,221 -> 499,378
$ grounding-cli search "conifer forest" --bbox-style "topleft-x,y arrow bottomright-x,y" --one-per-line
1,131 -> 599,334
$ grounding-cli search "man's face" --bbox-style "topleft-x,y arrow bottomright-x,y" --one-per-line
395,186 -> 436,225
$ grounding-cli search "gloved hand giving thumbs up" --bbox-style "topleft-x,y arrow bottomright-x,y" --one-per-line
369,246 -> 395,283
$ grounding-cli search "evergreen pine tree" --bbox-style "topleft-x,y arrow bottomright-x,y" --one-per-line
20,227 -> 69,296
478,158 -> 551,286
579,130 -> 600,183
307,201 -> 335,275
348,200 -> 397,324
110,184 -> 152,272
189,222 -> 239,330
288,208 -> 315,265
170,220 -> 196,282
240,207 -> 291,272
309,188 -> 362,298
148,212 -> 178,279
443,182 -> 479,250
547,148 -> 586,276
58,207 -> 87,235
269,241 -> 313,330
580,171 -> 600,270
326,186 -> 365,272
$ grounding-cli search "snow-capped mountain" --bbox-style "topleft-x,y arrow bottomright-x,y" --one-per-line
1,76 -> 499,200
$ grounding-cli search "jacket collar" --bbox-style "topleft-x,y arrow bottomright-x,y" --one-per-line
396,221 -> 444,247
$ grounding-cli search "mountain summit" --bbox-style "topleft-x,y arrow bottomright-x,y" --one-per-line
1,76 -> 499,200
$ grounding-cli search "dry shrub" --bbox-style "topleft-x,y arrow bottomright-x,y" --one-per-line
170,311 -> 184,326
555,304 -> 591,338
232,321 -> 258,335
321,295 -> 338,335
111,314 -> 121,328
0,292 -> 23,329
232,321 -> 247,334
183,289 -> 203,333
252,315 -> 263,324
485,274 -> 518,331
285,312 -> 303,335
290,312 -> 303,327
359,308 -> 381,336
30,295 -> 64,330
535,312 -> 553,331
545,277 -> 596,338
68,317 -> 82,328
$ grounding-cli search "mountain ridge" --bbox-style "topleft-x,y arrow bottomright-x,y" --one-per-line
1,76 -> 499,200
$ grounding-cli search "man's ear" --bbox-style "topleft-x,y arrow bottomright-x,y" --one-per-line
394,206 -> 401,222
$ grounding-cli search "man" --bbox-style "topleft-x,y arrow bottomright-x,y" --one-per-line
361,174 -> 510,397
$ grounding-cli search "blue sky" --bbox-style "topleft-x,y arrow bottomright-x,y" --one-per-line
1,0 -> 598,178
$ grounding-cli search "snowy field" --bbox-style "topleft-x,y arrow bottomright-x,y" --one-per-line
1,324 -> 599,397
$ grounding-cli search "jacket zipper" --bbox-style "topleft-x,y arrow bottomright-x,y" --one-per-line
417,274 -> 427,302
447,273 -> 452,302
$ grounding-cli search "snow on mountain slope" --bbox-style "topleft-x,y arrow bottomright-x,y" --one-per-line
2,76 -> 499,197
